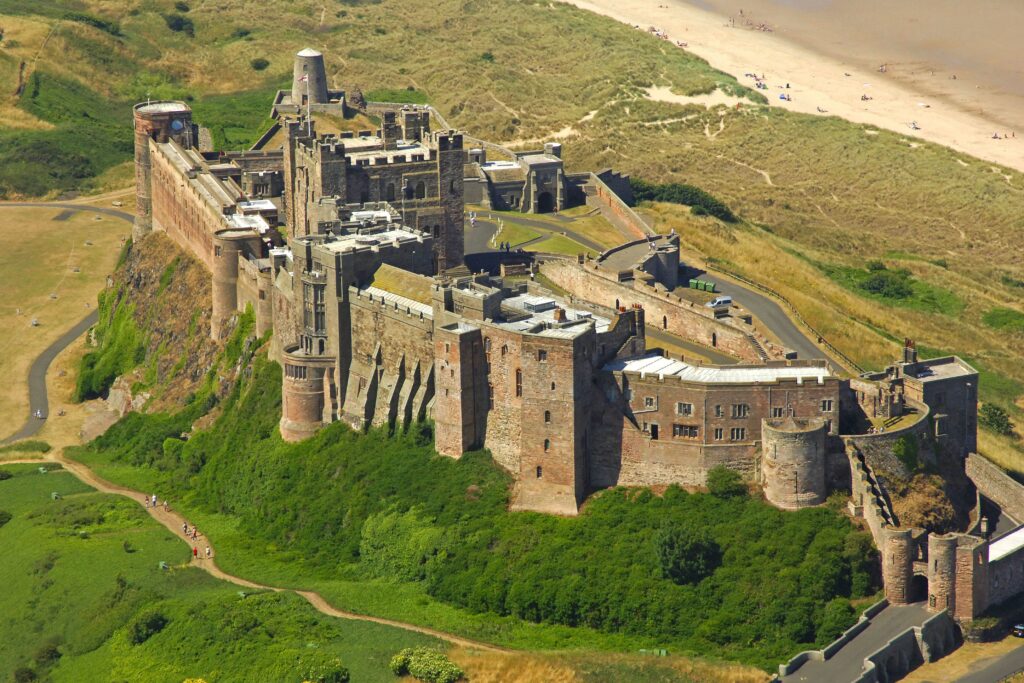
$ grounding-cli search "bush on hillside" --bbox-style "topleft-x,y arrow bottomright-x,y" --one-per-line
250,58 -> 270,71
859,265 -> 913,299
630,178 -> 737,223
0,510 -> 12,528
706,465 -> 746,497
0,470 -> 12,481
980,404 -> 1014,436
163,13 -> 195,36
657,521 -> 721,584
390,648 -> 463,683
129,610 -> 168,645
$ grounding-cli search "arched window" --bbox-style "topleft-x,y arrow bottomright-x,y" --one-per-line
536,465 -> 543,478
663,315 -> 668,329
450,180 -> 456,192
415,181 -> 426,199
484,337 -> 491,352
544,410 -> 551,424
551,382 -> 555,391
515,369 -> 522,397
318,339 -> 325,354
386,183 -> 395,201
543,439 -> 550,452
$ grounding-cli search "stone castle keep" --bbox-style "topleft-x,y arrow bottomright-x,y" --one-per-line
132,49 -> 1024,624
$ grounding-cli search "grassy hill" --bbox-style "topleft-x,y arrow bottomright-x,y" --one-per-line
0,462 -> 439,682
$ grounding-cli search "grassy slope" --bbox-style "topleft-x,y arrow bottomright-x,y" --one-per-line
0,463 -> 437,682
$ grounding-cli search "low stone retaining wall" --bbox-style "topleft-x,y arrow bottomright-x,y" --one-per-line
777,599 -> 889,677
854,610 -> 959,683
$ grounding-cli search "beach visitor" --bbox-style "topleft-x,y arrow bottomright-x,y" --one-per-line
206,547 -> 211,559
193,547 -> 198,559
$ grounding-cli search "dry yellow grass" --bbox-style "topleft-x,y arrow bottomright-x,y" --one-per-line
900,636 -> 1022,683
0,197 -> 130,442
449,647 -> 770,683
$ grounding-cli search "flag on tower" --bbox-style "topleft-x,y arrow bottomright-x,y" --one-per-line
299,74 -> 308,82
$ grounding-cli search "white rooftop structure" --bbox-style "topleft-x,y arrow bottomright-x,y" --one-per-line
359,285 -> 433,317
989,525 -> 1024,562
238,199 -> 277,212
498,293 -> 610,337
318,228 -> 424,253
605,353 -> 831,384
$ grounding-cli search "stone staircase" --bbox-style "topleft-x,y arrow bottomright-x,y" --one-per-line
746,333 -> 770,362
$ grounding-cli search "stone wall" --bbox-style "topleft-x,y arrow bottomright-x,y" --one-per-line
854,611 -> 959,683
540,259 -> 766,363
150,141 -> 219,271
965,453 -> 1024,522
989,540 -> 1024,607
841,402 -> 933,486
586,171 -> 650,239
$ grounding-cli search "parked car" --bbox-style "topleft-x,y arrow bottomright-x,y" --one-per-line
1013,623 -> 1024,638
705,295 -> 733,308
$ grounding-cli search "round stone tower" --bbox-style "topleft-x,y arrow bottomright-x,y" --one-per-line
280,345 -> 334,442
133,101 -> 193,242
761,417 -> 827,509
927,534 -> 958,613
292,48 -> 329,106
211,229 -> 259,340
882,527 -> 915,604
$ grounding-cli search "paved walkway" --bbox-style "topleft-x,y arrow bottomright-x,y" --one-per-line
3,455 -> 503,652
782,603 -> 931,683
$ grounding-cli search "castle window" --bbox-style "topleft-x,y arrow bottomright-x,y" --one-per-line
536,465 -> 543,478
515,369 -> 522,397
551,382 -> 555,391
644,396 -> 655,409
445,342 -> 450,354
820,399 -> 834,412
714,428 -> 723,440
415,181 -> 426,199
488,384 -> 494,409
730,427 -> 746,441
501,344 -> 508,356
434,225 -> 440,238
215,245 -> 222,257
771,407 -> 784,418
386,183 -> 395,201
259,290 -> 266,301
714,404 -> 723,418
543,439 -> 550,452
450,180 -> 456,192
650,424 -> 659,440
676,402 -> 693,416
731,404 -> 749,418
537,349 -> 547,362
673,424 -> 698,438
544,410 -> 551,424
484,338 -> 491,352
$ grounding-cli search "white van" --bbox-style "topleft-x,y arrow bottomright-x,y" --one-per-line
705,295 -> 733,308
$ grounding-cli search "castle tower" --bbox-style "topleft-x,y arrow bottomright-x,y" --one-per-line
435,132 -> 466,271
292,48 -> 329,106
211,229 -> 260,340
132,101 -> 193,242
882,528 -> 916,604
280,347 -> 334,442
928,534 -> 958,613
761,417 -> 827,510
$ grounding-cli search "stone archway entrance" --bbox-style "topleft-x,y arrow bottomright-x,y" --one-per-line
537,191 -> 555,213
909,574 -> 928,603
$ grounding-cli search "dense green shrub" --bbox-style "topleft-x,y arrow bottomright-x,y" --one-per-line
980,404 -> 1015,436
0,440 -> 51,454
706,465 -> 746,497
74,289 -> 146,401
390,648 -> 463,683
163,13 -> 195,36
893,435 -> 919,472
656,522 -> 721,585
631,178 -> 737,223
250,57 -> 270,71
859,266 -> 913,299
0,510 -> 12,528
0,470 -> 12,481
129,610 -> 168,645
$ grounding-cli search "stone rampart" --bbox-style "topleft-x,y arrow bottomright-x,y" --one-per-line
585,172 -> 651,239
777,599 -> 888,677
989,533 -> 1024,607
966,453 -> 1024,522
853,610 -> 959,683
540,258 -> 766,363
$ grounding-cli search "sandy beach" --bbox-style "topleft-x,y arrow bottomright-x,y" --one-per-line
564,0 -> 1024,173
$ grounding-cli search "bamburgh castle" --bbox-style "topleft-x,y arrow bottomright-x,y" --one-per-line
132,49 -> 1024,626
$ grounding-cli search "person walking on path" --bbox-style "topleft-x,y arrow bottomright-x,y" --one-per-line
193,546 -> 198,560
205,546 -> 211,559
151,494 -> 157,508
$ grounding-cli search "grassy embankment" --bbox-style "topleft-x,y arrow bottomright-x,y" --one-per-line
65,273 -> 878,674
0,462 -> 436,683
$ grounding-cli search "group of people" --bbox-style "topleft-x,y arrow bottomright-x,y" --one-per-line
496,241 -> 514,252
144,493 -> 168,511
635,24 -> 686,49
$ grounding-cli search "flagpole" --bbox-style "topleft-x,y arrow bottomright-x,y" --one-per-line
306,74 -> 311,137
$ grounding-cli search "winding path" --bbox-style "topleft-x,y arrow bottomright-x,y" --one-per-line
2,454 -> 504,653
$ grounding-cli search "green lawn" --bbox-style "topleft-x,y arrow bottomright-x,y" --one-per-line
530,234 -> 592,256
0,463 -> 439,682
493,221 -> 542,247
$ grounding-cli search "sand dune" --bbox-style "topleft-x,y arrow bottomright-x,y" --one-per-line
565,0 -> 1024,173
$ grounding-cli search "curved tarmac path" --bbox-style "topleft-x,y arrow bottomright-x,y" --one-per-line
3,453 -> 505,653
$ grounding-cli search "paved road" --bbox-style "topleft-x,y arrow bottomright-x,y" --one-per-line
782,603 -> 931,683
701,271 -> 846,370
0,201 -> 135,223
1,311 -> 98,445
957,643 -> 1024,683
466,211 -> 607,253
